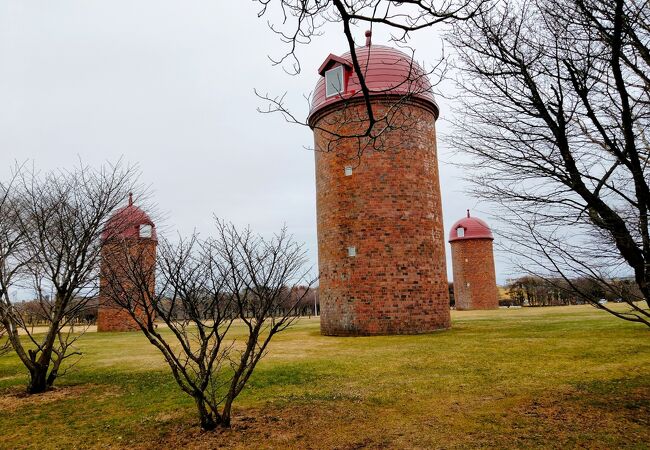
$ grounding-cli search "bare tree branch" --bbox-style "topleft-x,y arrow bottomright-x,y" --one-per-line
255,0 -> 487,153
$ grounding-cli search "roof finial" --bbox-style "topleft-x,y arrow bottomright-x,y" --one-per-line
128,192 -> 133,206
467,209 -> 470,218
365,30 -> 372,47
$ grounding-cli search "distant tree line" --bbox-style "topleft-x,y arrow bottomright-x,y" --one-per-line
10,286 -> 320,327
448,277 -> 641,308
284,285 -> 319,317
9,297 -> 99,328
504,277 -> 641,307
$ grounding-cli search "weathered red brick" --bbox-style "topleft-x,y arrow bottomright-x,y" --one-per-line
97,239 -> 156,332
312,100 -> 451,335
450,239 -> 498,310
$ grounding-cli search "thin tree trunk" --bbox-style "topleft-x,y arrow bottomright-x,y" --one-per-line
221,400 -> 233,429
195,396 -> 218,431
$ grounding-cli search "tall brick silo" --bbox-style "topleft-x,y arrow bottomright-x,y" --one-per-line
97,194 -> 157,332
308,31 -> 450,335
449,210 -> 498,310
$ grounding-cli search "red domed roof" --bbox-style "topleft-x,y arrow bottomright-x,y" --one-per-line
308,33 -> 438,125
449,211 -> 493,242
102,194 -> 157,241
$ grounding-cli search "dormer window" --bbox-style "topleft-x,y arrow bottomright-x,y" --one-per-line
325,66 -> 345,97
140,224 -> 153,238
457,227 -> 465,238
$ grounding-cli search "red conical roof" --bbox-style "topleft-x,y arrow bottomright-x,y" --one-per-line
449,210 -> 493,242
102,194 -> 157,241
308,32 -> 438,125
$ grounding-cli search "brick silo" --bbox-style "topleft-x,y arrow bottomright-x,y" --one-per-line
97,194 -> 157,332
449,210 -> 498,310
308,31 -> 450,335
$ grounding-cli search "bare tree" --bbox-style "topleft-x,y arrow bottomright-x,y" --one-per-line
102,219 -> 313,430
0,161 -> 141,393
254,0 -> 486,156
447,0 -> 650,325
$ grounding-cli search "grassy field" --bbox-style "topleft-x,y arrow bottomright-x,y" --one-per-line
0,305 -> 648,449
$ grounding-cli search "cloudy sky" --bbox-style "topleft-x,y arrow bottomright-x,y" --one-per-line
0,1 -> 512,283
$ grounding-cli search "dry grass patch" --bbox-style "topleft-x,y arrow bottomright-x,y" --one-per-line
0,383 -> 121,413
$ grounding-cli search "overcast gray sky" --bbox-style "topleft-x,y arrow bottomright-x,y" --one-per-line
0,1 -> 512,284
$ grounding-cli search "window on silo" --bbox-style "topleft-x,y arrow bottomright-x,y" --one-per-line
325,66 -> 345,97
347,246 -> 356,257
457,227 -> 465,238
140,224 -> 153,238
344,166 -> 353,176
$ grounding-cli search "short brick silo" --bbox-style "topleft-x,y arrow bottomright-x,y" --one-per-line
97,194 -> 157,332
308,31 -> 450,335
449,210 -> 498,310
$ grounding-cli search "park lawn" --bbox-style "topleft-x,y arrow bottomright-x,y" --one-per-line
0,305 -> 648,449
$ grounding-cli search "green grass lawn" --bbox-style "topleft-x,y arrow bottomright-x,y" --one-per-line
1,305 -> 648,449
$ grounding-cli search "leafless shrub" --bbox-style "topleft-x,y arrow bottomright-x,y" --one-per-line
102,219 -> 314,430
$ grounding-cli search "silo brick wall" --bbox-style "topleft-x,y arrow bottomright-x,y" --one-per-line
97,307 -> 140,332
313,100 -> 451,336
450,239 -> 498,310
97,240 -> 156,332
